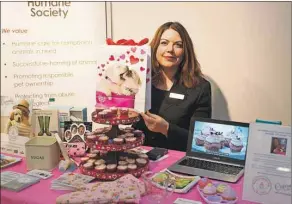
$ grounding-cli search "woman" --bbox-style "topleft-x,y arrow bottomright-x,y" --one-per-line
134,22 -> 212,151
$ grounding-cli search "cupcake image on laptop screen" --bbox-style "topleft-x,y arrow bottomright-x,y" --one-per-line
229,137 -> 243,152
204,136 -> 221,152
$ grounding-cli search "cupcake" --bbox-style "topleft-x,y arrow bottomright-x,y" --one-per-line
138,154 -> 149,161
98,135 -> 109,144
117,134 -> 126,139
203,183 -> 217,195
106,164 -> 117,172
117,165 -> 128,173
95,164 -> 106,173
83,162 -> 94,170
86,135 -> 97,143
119,156 -> 128,161
201,126 -> 215,137
95,107 -> 104,114
91,150 -> 100,155
216,183 -> 229,194
80,157 -> 89,164
118,161 -> 128,166
87,159 -> 96,164
133,130 -> 143,137
195,134 -> 206,146
229,138 -> 243,152
103,109 -> 113,118
221,187 -> 237,201
126,158 -> 136,164
125,127 -> 134,132
125,133 -> 134,138
87,153 -> 98,159
120,108 -> 128,116
94,159 -> 106,166
198,178 -> 212,189
125,137 -> 137,144
109,107 -> 118,114
113,138 -> 124,145
204,136 -> 221,152
98,111 -> 107,119
127,164 -> 137,172
93,128 -> 105,134
224,131 -> 237,147
136,158 -> 147,167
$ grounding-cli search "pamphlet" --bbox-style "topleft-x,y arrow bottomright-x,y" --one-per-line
51,172 -> 95,191
151,169 -> 200,193
1,171 -> 40,192
0,154 -> 22,168
242,123 -> 291,204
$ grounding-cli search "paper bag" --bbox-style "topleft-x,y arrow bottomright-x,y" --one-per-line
95,45 -> 151,113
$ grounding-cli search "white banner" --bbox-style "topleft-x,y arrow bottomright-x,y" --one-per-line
1,2 -> 107,113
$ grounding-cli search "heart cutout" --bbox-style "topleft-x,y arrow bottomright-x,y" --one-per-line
99,73 -> 102,76
109,55 -> 115,61
101,64 -> 105,68
126,51 -> 130,54
131,47 -> 137,53
102,69 -> 105,71
140,58 -> 144,62
107,62 -> 109,64
140,49 -> 146,55
120,54 -> 125,59
97,66 -> 100,69
130,56 -> 139,65
117,59 -> 120,61
140,67 -> 145,71
147,68 -> 150,74
146,78 -> 150,83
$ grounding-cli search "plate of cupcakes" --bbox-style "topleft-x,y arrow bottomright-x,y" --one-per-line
197,178 -> 238,204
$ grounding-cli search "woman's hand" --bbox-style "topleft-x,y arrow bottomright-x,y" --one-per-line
140,111 -> 169,136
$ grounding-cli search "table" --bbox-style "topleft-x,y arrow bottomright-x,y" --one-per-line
1,148 -> 256,204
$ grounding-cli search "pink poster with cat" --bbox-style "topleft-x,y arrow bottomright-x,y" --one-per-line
96,45 -> 151,113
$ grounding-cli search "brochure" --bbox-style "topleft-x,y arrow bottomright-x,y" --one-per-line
0,154 -> 22,168
242,123 -> 291,204
1,171 -> 40,192
51,172 -> 95,191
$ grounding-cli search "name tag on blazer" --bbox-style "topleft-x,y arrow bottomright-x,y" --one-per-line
169,93 -> 185,100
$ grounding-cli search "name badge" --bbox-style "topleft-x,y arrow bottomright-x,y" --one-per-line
169,93 -> 185,100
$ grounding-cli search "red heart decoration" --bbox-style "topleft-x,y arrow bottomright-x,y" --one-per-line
141,49 -> 146,55
109,55 -> 115,61
146,78 -> 150,83
99,73 -> 102,76
120,54 -> 125,59
131,47 -> 137,53
126,51 -> 130,54
101,64 -> 105,68
147,68 -> 150,74
130,55 -> 139,64
140,67 -> 145,71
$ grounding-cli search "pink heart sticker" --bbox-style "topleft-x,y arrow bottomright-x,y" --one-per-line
120,54 -> 125,59
147,68 -> 150,74
99,73 -> 102,76
146,78 -> 150,83
109,55 -> 115,61
101,64 -> 105,68
140,67 -> 145,71
141,49 -> 146,55
131,47 -> 137,53
126,51 -> 130,54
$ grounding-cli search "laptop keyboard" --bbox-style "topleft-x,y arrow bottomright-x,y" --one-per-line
179,158 -> 243,175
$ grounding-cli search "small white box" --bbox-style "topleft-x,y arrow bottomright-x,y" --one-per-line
25,136 -> 60,170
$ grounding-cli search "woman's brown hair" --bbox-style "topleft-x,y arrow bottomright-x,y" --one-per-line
150,22 -> 202,88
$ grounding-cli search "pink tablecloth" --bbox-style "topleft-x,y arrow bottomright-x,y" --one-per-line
1,148 -> 256,204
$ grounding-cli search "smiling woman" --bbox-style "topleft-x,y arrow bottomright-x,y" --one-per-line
134,22 -> 212,151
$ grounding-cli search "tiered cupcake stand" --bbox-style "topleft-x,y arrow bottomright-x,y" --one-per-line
79,107 -> 149,181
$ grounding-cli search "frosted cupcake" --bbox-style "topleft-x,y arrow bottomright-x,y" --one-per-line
204,136 -> 221,152
224,131 -> 237,147
133,130 -> 143,137
113,138 -> 124,145
117,165 -> 128,173
221,187 -> 237,201
106,164 -> 117,172
120,108 -> 129,116
94,159 -> 106,166
98,136 -> 109,144
201,126 -> 215,137
127,164 -> 137,172
125,137 -> 137,144
229,138 -> 243,152
83,162 -> 94,170
203,183 -> 217,195
195,134 -> 206,146
126,158 -> 136,164
136,158 -> 147,167
118,161 -> 128,166
95,164 -> 106,173
80,157 -> 89,164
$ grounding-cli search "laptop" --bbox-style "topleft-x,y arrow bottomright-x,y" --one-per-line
168,117 -> 249,183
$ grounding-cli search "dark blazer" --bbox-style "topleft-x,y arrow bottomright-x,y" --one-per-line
133,77 -> 212,152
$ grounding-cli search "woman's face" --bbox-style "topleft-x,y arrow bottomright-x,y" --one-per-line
273,138 -> 280,147
156,28 -> 184,70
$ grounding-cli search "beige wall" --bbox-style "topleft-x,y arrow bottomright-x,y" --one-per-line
111,2 -> 291,125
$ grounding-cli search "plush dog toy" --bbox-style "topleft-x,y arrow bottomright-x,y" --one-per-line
5,108 -> 23,134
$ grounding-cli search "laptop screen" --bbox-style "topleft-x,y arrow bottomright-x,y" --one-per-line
191,120 -> 249,161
